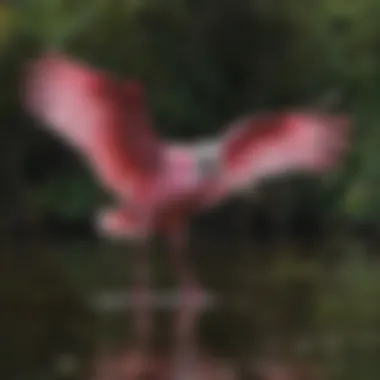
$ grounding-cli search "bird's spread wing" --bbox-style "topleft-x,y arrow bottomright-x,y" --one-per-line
210,112 -> 349,199
23,52 -> 162,199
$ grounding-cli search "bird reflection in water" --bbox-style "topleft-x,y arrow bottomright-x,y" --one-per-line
90,292 -> 236,380
89,296 -> 322,380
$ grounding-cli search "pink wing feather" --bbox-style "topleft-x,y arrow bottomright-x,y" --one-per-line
219,112 -> 349,194
23,52 -> 162,199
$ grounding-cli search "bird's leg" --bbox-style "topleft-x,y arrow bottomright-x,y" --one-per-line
131,239 -> 153,349
168,224 -> 208,380
166,226 -> 205,379
166,226 -> 204,321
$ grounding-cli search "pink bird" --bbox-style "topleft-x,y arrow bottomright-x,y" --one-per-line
23,52 -> 349,346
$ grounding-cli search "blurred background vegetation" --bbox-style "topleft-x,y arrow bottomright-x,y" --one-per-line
0,0 -> 380,379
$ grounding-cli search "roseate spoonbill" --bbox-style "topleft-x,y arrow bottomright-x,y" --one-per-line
23,52 -> 350,344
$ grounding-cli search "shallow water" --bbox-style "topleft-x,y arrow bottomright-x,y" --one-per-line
2,236 -> 380,379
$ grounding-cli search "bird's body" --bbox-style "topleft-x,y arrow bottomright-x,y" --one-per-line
94,140 -> 217,238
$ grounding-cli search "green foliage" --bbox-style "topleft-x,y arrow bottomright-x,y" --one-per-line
1,0 -> 379,222
33,170 -> 103,218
